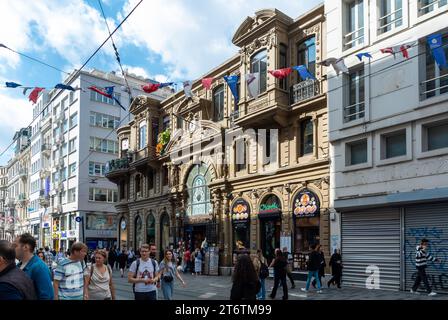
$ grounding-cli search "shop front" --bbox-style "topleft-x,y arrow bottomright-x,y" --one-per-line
146,212 -> 155,245
85,213 -> 118,250
231,198 -> 251,263
292,189 -> 321,271
258,194 -> 282,264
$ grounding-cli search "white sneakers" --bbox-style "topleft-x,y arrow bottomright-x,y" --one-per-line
317,290 -> 323,294
410,289 -> 420,295
301,288 -> 308,292
428,292 -> 437,297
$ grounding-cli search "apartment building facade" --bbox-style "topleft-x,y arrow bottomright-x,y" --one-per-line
326,0 -> 448,292
107,5 -> 331,275
29,69 -> 170,250
0,167 -> 9,240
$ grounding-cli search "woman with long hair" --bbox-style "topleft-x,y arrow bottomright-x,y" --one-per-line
230,254 -> 261,300
157,249 -> 186,300
269,249 -> 288,300
84,250 -> 116,300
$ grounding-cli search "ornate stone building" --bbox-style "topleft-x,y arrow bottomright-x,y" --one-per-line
106,5 -> 330,275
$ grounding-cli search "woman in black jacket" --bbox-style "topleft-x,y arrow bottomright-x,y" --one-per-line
301,244 -> 322,293
328,249 -> 343,288
312,245 -> 326,288
269,249 -> 288,300
230,254 -> 261,300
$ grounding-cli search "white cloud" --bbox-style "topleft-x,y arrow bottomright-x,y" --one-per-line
117,0 -> 322,79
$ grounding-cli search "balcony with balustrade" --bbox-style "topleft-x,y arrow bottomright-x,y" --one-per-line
105,157 -> 130,182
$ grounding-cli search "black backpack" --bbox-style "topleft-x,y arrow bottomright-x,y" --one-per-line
259,262 -> 269,279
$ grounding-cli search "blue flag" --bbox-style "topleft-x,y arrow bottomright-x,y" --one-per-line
5,82 -> 22,88
104,86 -> 115,97
224,75 -> 239,105
355,52 -> 373,61
55,83 -> 76,91
45,177 -> 50,197
113,97 -> 126,111
159,82 -> 174,88
292,65 -> 316,81
427,34 -> 447,69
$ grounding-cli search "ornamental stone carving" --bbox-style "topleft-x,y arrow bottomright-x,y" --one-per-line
240,28 -> 277,56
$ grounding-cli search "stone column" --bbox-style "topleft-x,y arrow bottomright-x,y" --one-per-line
222,195 -> 231,267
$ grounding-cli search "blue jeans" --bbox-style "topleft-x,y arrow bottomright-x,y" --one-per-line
161,281 -> 174,300
306,271 -> 321,290
134,291 -> 157,300
257,278 -> 266,300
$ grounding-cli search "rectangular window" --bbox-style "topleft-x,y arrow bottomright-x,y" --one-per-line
279,44 -> 288,90
147,168 -> 154,190
344,0 -> 364,50
426,122 -> 448,151
297,37 -> 316,80
378,0 -> 403,35
89,188 -> 117,202
383,130 -> 406,159
300,119 -> 314,156
344,67 -> 365,123
236,139 -> 246,172
68,138 -> 77,153
60,167 -> 67,181
152,119 -> 159,146
69,91 -> 75,104
139,122 -> 147,150
418,0 -> 447,16
251,50 -> 267,95
347,139 -> 368,165
69,113 -> 78,128
213,86 -> 225,121
163,166 -> 168,186
422,32 -> 448,100
68,163 -> 77,177
68,188 -> 76,203
62,119 -> 68,133
163,116 -> 170,132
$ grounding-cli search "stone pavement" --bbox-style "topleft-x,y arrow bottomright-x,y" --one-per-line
110,268 -> 448,300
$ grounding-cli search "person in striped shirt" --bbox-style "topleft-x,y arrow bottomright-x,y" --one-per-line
411,238 -> 441,296
53,242 -> 88,300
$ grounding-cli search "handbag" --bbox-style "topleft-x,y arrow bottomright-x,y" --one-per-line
163,265 -> 174,282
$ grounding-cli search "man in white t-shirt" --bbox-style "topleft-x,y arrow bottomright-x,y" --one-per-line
128,244 -> 159,300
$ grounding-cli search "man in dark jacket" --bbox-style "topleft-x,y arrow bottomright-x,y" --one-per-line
301,244 -> 322,293
328,249 -> 343,288
282,247 -> 295,289
0,240 -> 37,300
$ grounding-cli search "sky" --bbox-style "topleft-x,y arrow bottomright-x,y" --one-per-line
0,0 -> 322,165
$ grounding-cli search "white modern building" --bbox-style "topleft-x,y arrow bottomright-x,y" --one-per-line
326,0 -> 448,292
29,69 -> 171,251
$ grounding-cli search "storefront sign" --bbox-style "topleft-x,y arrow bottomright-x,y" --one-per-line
68,230 -> 76,238
86,213 -> 117,231
259,195 -> 282,214
61,231 -> 67,239
231,199 -> 250,222
121,219 -> 126,230
293,189 -> 320,218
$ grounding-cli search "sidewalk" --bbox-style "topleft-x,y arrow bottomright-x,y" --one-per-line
110,269 -> 447,300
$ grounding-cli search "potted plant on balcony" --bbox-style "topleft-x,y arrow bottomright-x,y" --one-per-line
156,129 -> 171,156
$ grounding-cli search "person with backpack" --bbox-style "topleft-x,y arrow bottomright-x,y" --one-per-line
312,245 -> 326,288
84,250 -> 115,300
301,244 -> 322,294
269,249 -> 288,300
157,249 -> 186,300
411,238 -> 441,296
128,244 -> 159,300
118,249 -> 128,278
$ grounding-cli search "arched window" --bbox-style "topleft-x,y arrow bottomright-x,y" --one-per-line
160,213 -> 170,252
146,212 -> 155,245
186,163 -> 212,216
134,214 -> 143,250
213,85 -> 225,121
251,50 -> 267,94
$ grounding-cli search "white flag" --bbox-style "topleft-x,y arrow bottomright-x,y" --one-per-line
246,73 -> 260,99
183,81 -> 193,98
319,58 -> 349,75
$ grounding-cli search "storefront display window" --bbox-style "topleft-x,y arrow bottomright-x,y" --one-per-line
259,194 -> 282,264
135,215 -> 143,249
146,212 -> 155,244
231,199 -> 251,252
86,213 -> 117,230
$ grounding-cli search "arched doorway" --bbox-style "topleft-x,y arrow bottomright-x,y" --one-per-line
146,212 -> 155,245
134,214 -> 143,250
185,163 -> 212,251
258,194 -> 282,264
160,213 -> 170,253
118,217 -> 128,250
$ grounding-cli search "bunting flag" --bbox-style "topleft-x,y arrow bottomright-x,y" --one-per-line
55,83 -> 76,91
356,52 -> 373,61
246,73 -> 260,99
292,65 -> 316,80
141,82 -> 173,94
427,34 -> 447,69
5,82 -> 22,88
159,82 -> 174,88
0,43 -> 6,48
224,75 -> 239,105
381,42 -> 414,60
88,86 -> 114,98
202,77 -> 213,90
183,81 -> 193,98
22,87 -> 32,96
114,97 -> 126,111
29,87 -> 44,104
319,58 -> 349,75
268,67 -> 293,79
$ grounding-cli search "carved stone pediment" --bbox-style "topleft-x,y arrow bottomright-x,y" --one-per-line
129,95 -> 161,116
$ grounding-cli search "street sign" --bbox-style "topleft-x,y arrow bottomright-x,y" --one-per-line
75,217 -> 82,223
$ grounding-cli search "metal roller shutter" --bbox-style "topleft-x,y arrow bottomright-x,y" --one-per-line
341,209 -> 400,290
404,203 -> 448,293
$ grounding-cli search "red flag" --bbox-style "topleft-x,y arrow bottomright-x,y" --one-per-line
400,44 -> 412,59
28,87 -> 44,104
268,67 -> 293,79
88,86 -> 112,98
142,83 -> 161,94
201,78 -> 213,90
380,47 -> 395,56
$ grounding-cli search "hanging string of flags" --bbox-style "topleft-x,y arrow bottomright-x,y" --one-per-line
2,34 -> 447,108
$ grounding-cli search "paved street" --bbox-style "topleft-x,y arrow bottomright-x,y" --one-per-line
110,268 -> 448,301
